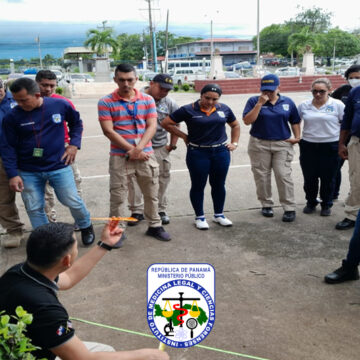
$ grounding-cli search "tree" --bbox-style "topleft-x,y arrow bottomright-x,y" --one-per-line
43,54 -> 56,65
290,6 -> 333,33
84,28 -> 119,57
288,27 -> 319,59
115,33 -> 145,61
317,28 -> 360,58
253,24 -> 293,57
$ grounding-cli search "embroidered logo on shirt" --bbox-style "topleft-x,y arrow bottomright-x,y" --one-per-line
56,321 -> 73,336
10,102 -> 17,109
325,106 -> 334,112
56,326 -> 65,336
217,111 -> 225,118
282,104 -> 289,111
52,114 -> 62,123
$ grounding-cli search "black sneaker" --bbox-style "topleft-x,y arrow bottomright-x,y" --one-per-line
324,260 -> 359,284
320,207 -> 331,216
261,207 -> 274,217
128,213 -> 145,227
146,226 -> 171,241
159,212 -> 170,225
282,211 -> 296,222
303,205 -> 316,214
335,218 -> 355,230
81,224 -> 95,246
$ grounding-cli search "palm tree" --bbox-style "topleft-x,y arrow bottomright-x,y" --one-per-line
84,29 -> 119,57
287,27 -> 318,61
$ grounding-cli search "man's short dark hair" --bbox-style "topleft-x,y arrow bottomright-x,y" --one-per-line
345,65 -> 360,79
35,70 -> 57,82
10,77 -> 40,95
115,63 -> 136,75
26,223 -> 76,269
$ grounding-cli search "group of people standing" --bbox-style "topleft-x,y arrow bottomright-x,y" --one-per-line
1,64 -> 360,359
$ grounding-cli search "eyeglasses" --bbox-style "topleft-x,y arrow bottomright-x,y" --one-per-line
312,89 -> 327,95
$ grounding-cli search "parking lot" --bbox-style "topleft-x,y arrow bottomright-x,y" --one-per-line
1,88 -> 359,360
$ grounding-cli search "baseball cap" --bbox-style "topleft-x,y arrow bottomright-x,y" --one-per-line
260,74 -> 280,91
152,74 -> 174,89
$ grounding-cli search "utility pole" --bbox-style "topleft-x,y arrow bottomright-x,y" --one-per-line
164,9 -> 169,73
146,0 -> 155,71
256,0 -> 260,65
35,35 -> 42,68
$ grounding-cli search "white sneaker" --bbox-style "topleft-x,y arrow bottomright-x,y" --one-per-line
195,218 -> 209,230
213,216 -> 233,227
2,232 -> 24,248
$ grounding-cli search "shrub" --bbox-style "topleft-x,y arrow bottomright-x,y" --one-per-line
182,83 -> 190,92
55,87 -> 63,95
173,84 -> 179,92
0,306 -> 45,359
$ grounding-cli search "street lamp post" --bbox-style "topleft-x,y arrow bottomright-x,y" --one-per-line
257,0 -> 260,65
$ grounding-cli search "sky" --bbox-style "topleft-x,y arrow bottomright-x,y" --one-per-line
0,0 -> 359,38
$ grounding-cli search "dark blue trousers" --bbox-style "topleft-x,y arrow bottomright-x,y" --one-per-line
186,145 -> 230,217
346,210 -> 360,266
299,140 -> 339,209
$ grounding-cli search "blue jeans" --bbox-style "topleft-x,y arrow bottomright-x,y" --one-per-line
346,210 -> 360,267
19,166 -> 91,229
186,145 -> 230,217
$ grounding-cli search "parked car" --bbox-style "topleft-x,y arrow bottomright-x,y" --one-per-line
65,73 -> 94,83
52,70 -> 64,81
0,69 -> 10,75
143,72 -> 158,81
169,69 -> 206,86
275,67 -> 300,77
224,71 -> 241,79
226,61 -> 252,71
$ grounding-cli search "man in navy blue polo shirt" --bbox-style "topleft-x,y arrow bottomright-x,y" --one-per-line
1,78 -> 94,246
0,78 -> 24,248
243,74 -> 301,222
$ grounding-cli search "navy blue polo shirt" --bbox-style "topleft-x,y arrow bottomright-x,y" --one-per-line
243,95 -> 300,140
0,262 -> 75,360
341,86 -> 360,137
0,91 -> 17,156
170,100 -> 236,145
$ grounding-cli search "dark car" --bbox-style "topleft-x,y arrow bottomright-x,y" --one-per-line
0,69 -> 10,75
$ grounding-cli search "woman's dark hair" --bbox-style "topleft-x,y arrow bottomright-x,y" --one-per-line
344,65 -> 360,80
26,222 -> 76,269
200,83 -> 222,96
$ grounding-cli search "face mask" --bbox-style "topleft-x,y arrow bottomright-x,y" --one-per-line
348,79 -> 360,88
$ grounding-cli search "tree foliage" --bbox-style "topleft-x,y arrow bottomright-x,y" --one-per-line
288,27 -> 319,56
84,28 -> 119,57
290,6 -> 333,33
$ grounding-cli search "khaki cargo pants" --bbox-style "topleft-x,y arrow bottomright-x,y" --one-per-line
109,154 -> 161,228
248,136 -> 296,211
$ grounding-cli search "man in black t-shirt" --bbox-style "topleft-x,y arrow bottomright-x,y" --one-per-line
0,222 -> 169,360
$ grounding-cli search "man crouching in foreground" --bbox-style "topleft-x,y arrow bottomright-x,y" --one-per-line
0,222 -> 169,360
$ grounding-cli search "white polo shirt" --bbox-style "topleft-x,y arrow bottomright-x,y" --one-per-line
298,97 -> 345,143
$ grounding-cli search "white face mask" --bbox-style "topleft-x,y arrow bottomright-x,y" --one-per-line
348,79 -> 360,88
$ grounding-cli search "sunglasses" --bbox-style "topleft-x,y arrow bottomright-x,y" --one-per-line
311,89 -> 327,95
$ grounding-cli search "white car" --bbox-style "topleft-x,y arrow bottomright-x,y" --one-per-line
52,70 -> 64,81
275,67 -> 300,77
66,73 -> 94,83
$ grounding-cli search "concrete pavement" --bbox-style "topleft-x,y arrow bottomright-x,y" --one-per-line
1,89 -> 359,360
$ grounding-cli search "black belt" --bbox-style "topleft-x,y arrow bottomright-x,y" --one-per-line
189,141 -> 227,148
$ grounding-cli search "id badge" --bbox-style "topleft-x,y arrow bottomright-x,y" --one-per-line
33,148 -> 44,157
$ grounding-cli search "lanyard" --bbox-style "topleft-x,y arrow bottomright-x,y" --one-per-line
30,103 -> 45,148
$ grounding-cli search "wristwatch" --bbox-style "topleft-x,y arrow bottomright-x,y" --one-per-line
169,144 -> 177,150
97,241 -> 113,251
232,142 -> 238,147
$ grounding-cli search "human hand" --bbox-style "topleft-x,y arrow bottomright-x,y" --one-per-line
339,144 -> 348,160
127,147 -> 142,160
9,176 -> 24,192
61,145 -> 78,165
100,221 -> 124,247
226,143 -> 238,151
258,94 -> 269,106
285,138 -> 300,145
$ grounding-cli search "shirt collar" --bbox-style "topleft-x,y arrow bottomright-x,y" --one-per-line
21,262 -> 59,293
112,88 -> 141,102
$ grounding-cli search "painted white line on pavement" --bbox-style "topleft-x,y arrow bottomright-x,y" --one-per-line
83,135 -> 105,139
82,161 -> 300,180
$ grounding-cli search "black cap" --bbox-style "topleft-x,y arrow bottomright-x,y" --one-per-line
152,74 -> 174,89
200,83 -> 222,96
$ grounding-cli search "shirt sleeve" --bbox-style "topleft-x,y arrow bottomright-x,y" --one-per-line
341,89 -> 354,131
1,113 -> 19,178
169,106 -> 189,124
30,306 -> 75,351
242,97 -> 257,117
225,105 -> 236,123
65,103 -> 83,149
288,99 -> 301,124
98,98 -> 112,122
145,97 -> 158,120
